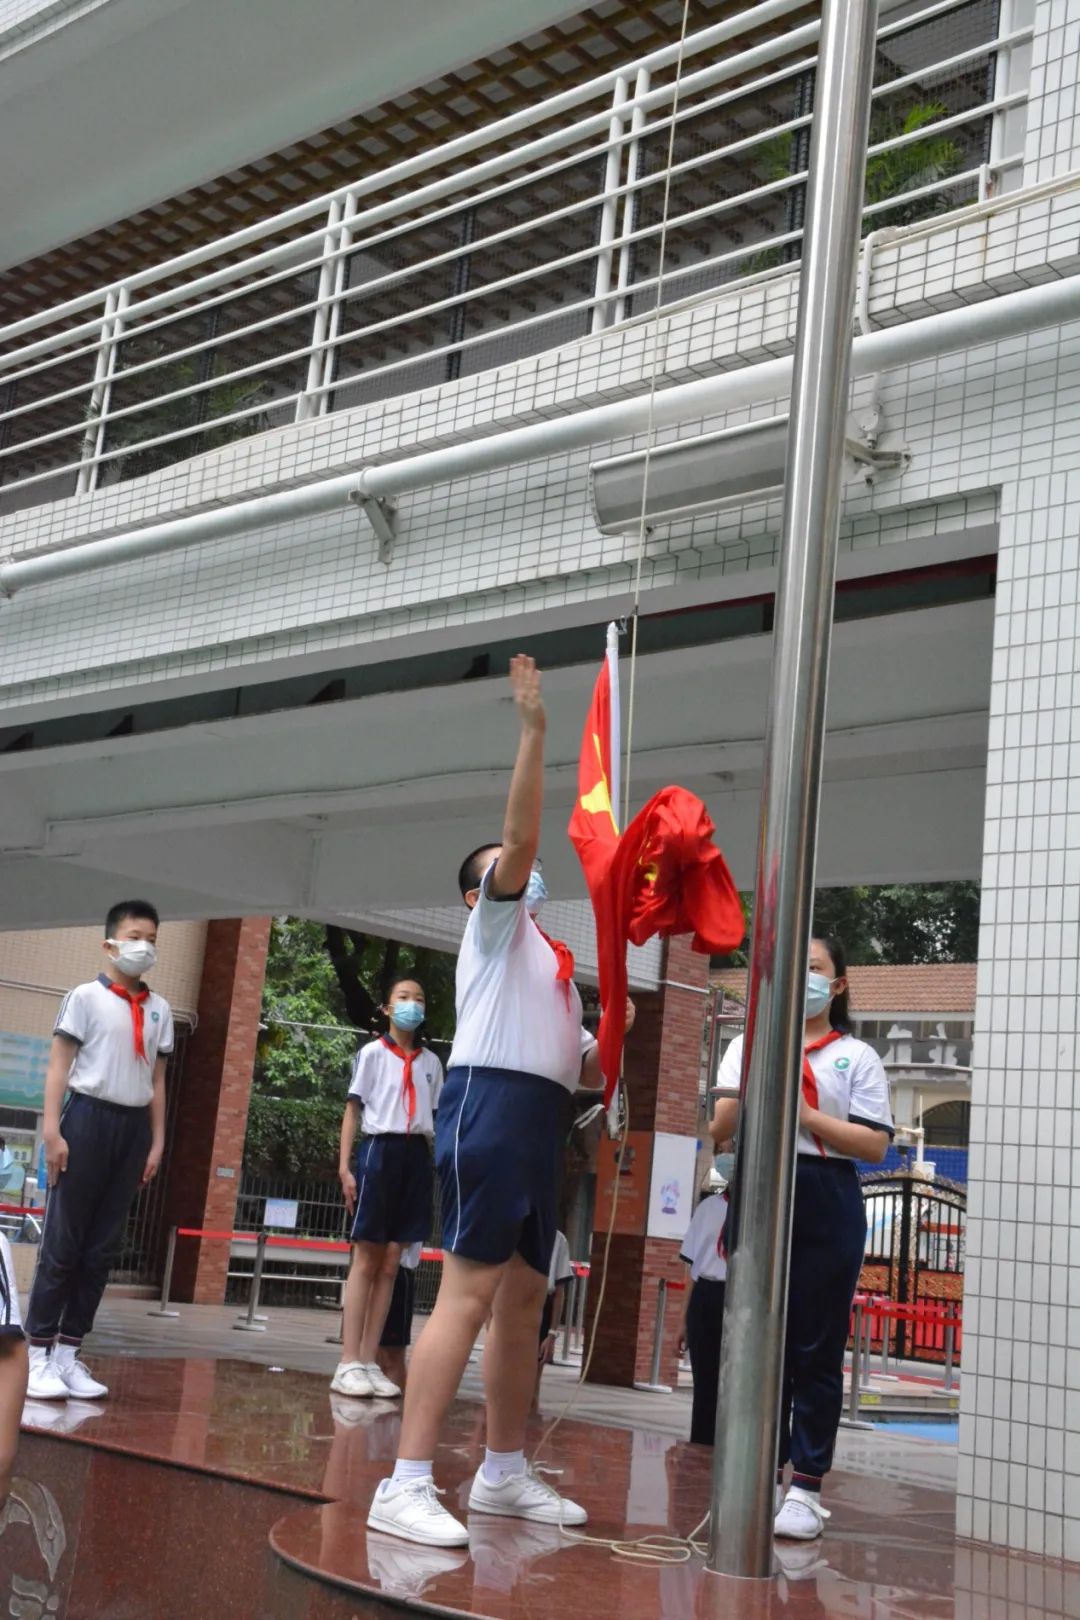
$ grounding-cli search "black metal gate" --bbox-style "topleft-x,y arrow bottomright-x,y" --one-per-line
860,1169 -> 965,1364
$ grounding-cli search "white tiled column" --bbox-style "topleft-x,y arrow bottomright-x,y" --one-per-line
958,473 -> 1080,1562
1023,0 -> 1080,182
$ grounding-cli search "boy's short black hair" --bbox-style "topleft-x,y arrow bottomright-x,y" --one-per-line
104,899 -> 161,938
457,844 -> 500,900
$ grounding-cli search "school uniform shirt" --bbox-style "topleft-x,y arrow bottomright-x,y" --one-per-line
718,1031 -> 894,1158
348,1037 -> 444,1137
680,1192 -> 729,1282
449,863 -> 596,1092
546,1230 -> 574,1297
54,974 -> 175,1108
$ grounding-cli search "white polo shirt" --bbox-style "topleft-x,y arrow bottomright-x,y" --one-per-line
449,864 -> 596,1092
680,1191 -> 729,1282
718,1031 -> 893,1158
54,974 -> 174,1108
348,1036 -> 444,1137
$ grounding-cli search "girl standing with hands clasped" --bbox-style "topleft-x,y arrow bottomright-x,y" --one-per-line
710,935 -> 893,1541
333,978 -> 443,1399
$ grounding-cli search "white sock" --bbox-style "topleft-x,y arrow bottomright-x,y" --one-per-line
391,1458 -> 433,1487
482,1448 -> 526,1485
55,1342 -> 80,1368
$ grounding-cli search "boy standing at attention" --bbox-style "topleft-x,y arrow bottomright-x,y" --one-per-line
368,655 -> 630,1547
26,900 -> 172,1402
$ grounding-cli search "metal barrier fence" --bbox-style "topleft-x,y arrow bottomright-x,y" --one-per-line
0,0 -> 1026,505
150,1225 -> 592,1355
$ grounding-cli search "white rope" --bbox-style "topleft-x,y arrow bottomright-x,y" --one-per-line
622,0 -> 694,830
531,3 -> 710,1569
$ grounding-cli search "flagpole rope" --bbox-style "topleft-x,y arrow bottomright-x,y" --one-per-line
532,7 -> 709,1569
622,0 -> 694,832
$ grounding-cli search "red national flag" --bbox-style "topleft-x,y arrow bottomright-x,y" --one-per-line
569,633 -> 744,1106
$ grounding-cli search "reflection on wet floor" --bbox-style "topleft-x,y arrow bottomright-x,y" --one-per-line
0,1357 -> 1074,1619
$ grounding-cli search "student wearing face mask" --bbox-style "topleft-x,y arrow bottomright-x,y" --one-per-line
369,655 -> 632,1549
710,934 -> 892,1542
334,978 -> 444,1400
25,900 -> 173,1403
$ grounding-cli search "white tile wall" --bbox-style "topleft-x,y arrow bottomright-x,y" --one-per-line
0,0 -> 110,58
958,459 -> 1080,1562
1024,1 -> 1080,183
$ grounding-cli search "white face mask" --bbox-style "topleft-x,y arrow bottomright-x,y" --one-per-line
108,939 -> 157,977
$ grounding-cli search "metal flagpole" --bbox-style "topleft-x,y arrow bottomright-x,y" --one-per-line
708,0 -> 881,1580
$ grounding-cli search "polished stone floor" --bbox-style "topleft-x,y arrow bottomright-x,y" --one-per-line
2,1355 -> 1075,1618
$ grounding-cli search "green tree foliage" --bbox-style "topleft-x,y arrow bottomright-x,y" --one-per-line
720,882 -> 980,970
813,882 -> 980,965
246,917 -> 456,1177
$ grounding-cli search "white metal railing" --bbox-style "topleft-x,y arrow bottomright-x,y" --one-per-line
0,0 -> 1030,509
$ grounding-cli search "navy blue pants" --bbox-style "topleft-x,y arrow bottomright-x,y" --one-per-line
26,1092 -> 150,1344
779,1156 -> 867,1482
686,1276 -> 726,1446
379,1265 -> 416,1349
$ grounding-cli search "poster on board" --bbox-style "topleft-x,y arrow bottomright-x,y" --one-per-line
646,1132 -> 698,1240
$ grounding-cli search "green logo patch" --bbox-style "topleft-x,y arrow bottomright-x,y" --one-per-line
834,1056 -> 850,1070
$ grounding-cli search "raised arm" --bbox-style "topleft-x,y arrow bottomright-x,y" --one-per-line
490,655 -> 546,899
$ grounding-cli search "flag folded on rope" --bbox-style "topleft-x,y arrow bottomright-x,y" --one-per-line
568,629 -> 744,1106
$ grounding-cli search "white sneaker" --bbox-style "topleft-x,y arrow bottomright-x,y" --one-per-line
367,1476 -> 469,1547
26,1346 -> 68,1402
362,1362 -> 401,1398
467,1464 -> 587,1526
54,1350 -> 108,1399
365,1529 -> 468,1596
774,1486 -> 830,1540
330,1360 -> 374,1397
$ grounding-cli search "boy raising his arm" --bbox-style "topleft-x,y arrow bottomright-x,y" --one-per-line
369,656 -> 623,1547
26,900 -> 172,1402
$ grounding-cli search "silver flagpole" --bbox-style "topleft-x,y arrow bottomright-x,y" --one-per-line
707,0 -> 881,1580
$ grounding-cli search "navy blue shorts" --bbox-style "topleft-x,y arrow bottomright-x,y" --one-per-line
435,1065 -> 565,1277
350,1134 -> 433,1246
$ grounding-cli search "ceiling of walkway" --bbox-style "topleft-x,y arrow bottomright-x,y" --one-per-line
0,591 -> 993,932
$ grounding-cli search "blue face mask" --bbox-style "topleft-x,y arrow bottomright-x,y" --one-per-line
525,870 -> 548,916
805,972 -> 833,1019
390,1000 -> 425,1032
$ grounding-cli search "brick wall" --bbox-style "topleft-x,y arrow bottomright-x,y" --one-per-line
162,917 -> 270,1304
585,935 -> 709,1389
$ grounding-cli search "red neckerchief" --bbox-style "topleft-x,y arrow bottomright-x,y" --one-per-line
382,1034 -> 418,1131
533,921 -> 575,1006
802,1029 -> 843,1157
107,981 -> 150,1060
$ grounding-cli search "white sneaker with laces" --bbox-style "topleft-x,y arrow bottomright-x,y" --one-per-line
774,1486 -> 830,1541
362,1362 -> 401,1398
367,1476 -> 470,1547
54,1349 -> 108,1399
467,1464 -> 588,1526
330,1360 -> 374,1397
26,1346 -> 68,1402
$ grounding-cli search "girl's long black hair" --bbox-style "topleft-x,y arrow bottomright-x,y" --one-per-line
812,932 -> 851,1032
